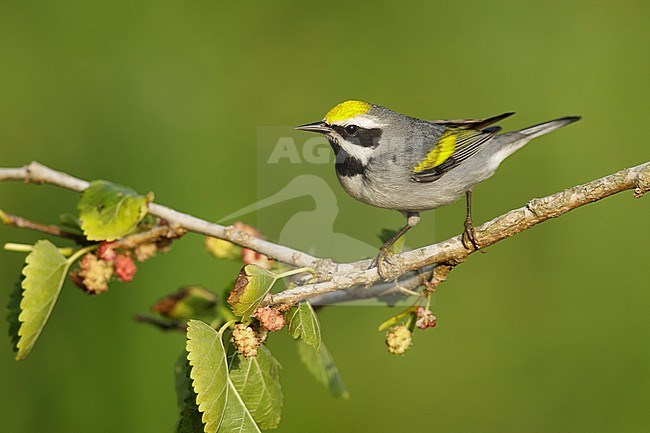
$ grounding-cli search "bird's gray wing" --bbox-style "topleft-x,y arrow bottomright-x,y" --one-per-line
410,113 -> 514,183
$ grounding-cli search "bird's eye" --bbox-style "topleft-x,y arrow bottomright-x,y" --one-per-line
344,124 -> 358,136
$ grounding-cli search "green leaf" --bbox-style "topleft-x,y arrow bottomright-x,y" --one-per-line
205,236 -> 243,261
176,352 -> 205,433
138,213 -> 158,229
186,320 -> 228,433
153,286 -> 219,320
78,180 -> 148,241
220,380 -> 261,433
227,265 -> 276,320
6,277 -> 23,354
182,322 -> 268,433
378,229 -> 406,254
178,397 -> 204,433
228,346 -> 282,429
297,340 -> 349,399
287,301 -> 321,351
58,213 -> 83,233
16,240 -> 71,360
378,228 -> 396,244
377,306 -> 418,332
175,352 -> 192,411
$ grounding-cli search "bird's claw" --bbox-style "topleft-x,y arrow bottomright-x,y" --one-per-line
461,220 -> 482,251
370,245 -> 396,280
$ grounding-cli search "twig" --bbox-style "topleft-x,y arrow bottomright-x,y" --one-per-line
0,162 -> 330,272
0,209 -> 86,243
0,209 -> 184,250
309,266 -> 434,305
133,314 -> 187,332
112,225 -> 185,249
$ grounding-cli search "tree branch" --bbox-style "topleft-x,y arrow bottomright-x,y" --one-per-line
112,225 -> 185,249
0,162 -> 330,271
1,161 -> 648,306
0,209 -> 86,243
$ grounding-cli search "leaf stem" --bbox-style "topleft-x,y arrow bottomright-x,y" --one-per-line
4,243 -> 36,253
219,319 -> 237,336
66,244 -> 99,264
273,267 -> 315,280
4,242 -> 74,256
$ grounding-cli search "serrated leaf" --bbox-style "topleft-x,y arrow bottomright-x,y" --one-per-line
297,340 -> 349,399
16,240 -> 71,360
186,320 -> 228,433
175,351 -> 192,411
228,346 -> 282,429
176,352 -> 205,433
219,380 -> 261,433
7,277 -> 23,353
178,397 -> 204,433
179,354 -> 263,433
287,301 -> 321,351
78,180 -> 148,241
227,265 -> 276,320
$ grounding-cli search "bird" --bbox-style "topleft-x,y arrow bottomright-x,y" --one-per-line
295,100 -> 580,277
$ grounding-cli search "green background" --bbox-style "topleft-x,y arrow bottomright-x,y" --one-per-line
1,1 -> 649,432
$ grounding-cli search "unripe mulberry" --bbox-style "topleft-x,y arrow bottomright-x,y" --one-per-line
72,253 -> 113,294
134,243 -> 157,262
232,324 -> 262,359
386,325 -> 412,355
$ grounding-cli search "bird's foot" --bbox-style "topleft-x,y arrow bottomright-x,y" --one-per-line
461,219 -> 481,251
370,245 -> 396,280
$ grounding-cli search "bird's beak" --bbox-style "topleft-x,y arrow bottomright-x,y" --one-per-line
295,121 -> 331,134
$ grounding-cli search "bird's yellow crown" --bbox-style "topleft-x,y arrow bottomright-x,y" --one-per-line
325,100 -> 371,124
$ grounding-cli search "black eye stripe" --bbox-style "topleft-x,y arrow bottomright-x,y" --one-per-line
330,125 -> 382,148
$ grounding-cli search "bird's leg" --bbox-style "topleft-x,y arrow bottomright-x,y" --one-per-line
462,189 -> 481,250
372,212 -> 420,279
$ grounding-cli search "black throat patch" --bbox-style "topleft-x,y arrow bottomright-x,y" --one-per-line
335,154 -> 366,177
327,137 -> 366,177
326,125 -> 381,178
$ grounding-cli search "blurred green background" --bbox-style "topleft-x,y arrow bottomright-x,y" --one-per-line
1,1 -> 649,432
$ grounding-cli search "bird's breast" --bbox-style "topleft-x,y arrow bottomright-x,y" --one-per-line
334,156 -> 473,213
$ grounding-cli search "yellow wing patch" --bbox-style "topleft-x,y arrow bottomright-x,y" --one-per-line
325,100 -> 371,124
413,129 -> 457,173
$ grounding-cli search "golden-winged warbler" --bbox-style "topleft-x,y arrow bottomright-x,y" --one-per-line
296,100 -> 580,275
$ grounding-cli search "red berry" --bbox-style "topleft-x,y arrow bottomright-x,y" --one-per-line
97,242 -> 117,261
114,254 -> 137,282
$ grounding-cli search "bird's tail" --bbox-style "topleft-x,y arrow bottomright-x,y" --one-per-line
517,116 -> 581,140
486,116 -> 580,172
484,115 -> 580,171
